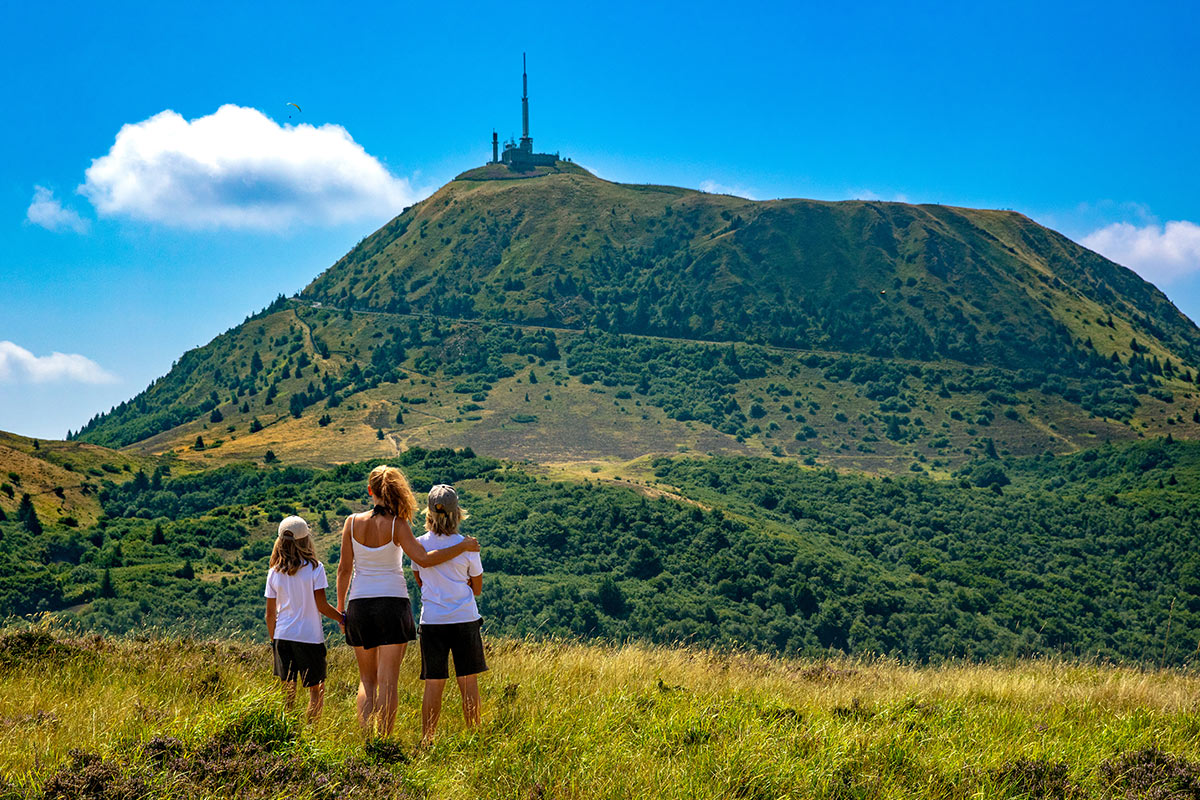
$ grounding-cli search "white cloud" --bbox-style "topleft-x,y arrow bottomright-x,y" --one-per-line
0,341 -> 118,385
25,185 -> 89,233
80,104 -> 421,229
699,180 -> 759,200
1081,220 -> 1200,285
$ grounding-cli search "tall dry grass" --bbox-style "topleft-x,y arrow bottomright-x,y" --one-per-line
2,620 -> 1199,798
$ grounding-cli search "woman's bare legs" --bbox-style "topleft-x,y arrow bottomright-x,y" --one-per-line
353,643 -> 406,735
352,646 -> 378,731
373,643 -> 406,736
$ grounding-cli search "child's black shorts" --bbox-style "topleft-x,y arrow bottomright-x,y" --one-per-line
419,619 -> 487,680
272,639 -> 327,687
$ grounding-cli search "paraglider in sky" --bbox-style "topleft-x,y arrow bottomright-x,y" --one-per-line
286,102 -> 301,119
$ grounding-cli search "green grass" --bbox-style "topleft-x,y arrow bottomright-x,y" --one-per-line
4,623 -> 1200,798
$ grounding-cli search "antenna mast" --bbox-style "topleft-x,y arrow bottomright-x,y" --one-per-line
520,52 -> 530,150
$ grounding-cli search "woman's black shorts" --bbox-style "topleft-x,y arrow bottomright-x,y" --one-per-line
419,618 -> 488,680
272,639 -> 327,687
344,596 -> 417,649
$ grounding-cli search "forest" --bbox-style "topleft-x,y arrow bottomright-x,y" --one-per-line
4,440 -> 1198,665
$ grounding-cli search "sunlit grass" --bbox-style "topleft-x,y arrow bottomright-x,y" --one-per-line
3,621 -> 1200,798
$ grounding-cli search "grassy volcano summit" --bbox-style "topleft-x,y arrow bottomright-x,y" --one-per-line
305,165 -> 1198,373
71,166 -> 1200,472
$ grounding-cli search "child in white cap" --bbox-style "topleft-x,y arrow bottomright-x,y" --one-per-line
264,515 -> 344,720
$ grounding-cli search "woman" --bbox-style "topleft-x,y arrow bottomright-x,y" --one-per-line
336,464 -> 479,736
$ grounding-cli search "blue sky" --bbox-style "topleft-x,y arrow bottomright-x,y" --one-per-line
3,0 -> 1199,439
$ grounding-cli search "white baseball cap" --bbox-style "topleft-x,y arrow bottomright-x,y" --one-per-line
278,515 -> 311,539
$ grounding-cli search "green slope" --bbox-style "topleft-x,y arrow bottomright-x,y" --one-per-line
71,166 -> 1200,468
5,440 -> 1200,666
304,166 -> 1199,372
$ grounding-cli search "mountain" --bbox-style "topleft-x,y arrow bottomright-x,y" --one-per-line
304,164 -> 1198,372
10,164 -> 1200,667
72,164 -> 1200,474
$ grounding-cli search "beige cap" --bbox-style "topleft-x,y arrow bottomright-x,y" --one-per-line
428,484 -> 459,514
278,515 -> 311,539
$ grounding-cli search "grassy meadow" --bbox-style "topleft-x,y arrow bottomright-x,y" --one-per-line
4,622 -> 1200,799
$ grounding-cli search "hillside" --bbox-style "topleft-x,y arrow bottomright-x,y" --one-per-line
4,625 -> 1200,799
70,166 -> 1200,473
5,441 -> 1200,666
303,166 -> 1199,371
0,432 -> 150,528
28,166 -> 1200,673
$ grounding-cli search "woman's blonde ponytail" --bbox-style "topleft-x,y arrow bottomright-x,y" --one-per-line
367,465 -> 416,521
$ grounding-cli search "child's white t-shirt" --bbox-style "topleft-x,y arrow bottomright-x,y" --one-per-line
411,532 -> 483,625
264,562 -> 328,644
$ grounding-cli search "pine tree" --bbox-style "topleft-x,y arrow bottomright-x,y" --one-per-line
318,513 -> 331,533
152,523 -> 166,546
596,576 -> 627,617
17,494 -> 41,535
98,569 -> 116,598
176,560 -> 194,579
395,410 -> 404,425
210,407 -> 223,423
193,436 -> 205,451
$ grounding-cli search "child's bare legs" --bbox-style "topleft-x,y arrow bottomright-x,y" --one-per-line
281,680 -> 297,710
307,682 -> 325,721
458,674 -> 480,729
352,643 -> 406,735
421,679 -> 446,742
422,674 -> 481,742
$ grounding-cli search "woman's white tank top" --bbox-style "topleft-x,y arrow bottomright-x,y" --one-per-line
346,514 -> 409,601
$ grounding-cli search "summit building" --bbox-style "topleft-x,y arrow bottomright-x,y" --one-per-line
490,53 -> 560,170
